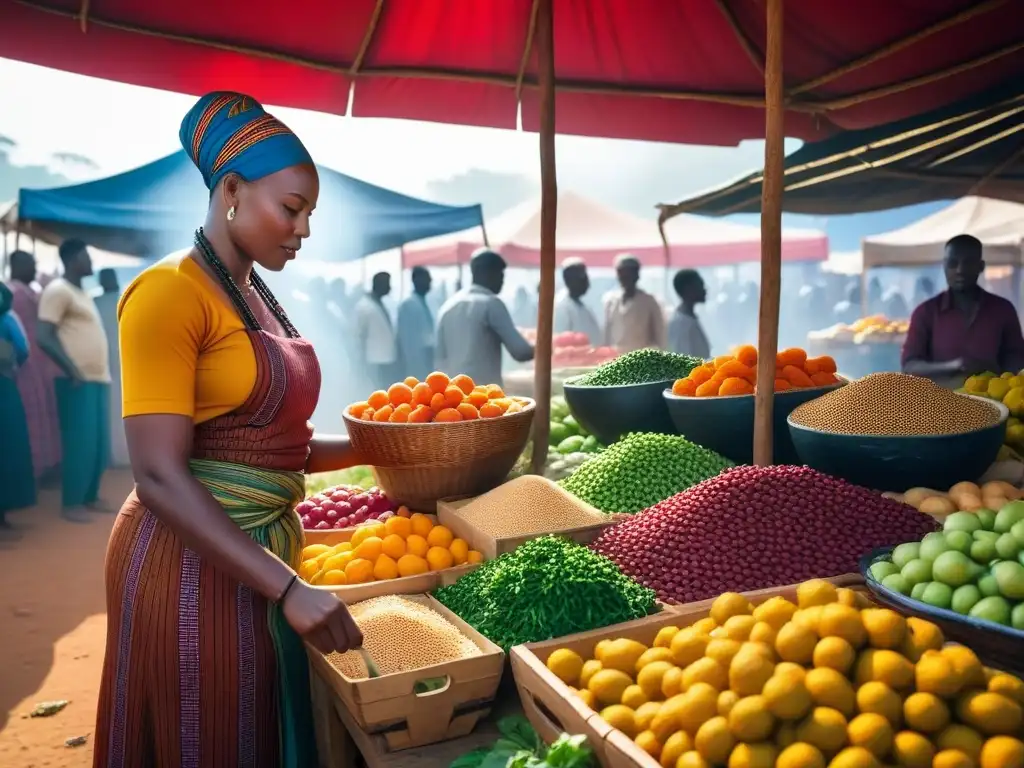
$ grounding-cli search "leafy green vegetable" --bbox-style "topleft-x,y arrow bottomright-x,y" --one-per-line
434,537 -> 656,650
450,717 -> 593,768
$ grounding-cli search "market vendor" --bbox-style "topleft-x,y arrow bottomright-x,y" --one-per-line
603,253 -> 665,352
902,234 -> 1024,381
554,257 -> 601,344
666,268 -> 711,358
435,248 -> 534,386
92,92 -> 362,768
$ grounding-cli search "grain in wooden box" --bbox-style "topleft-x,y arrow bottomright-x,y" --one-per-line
510,577 -> 864,768
436,479 -> 617,561
308,594 -> 506,751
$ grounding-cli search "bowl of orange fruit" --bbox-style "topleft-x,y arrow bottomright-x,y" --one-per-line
662,345 -> 846,464
343,371 -> 536,509
299,509 -> 485,602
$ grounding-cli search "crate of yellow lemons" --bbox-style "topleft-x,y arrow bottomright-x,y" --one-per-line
962,371 -> 1024,450
543,579 -> 1024,768
299,512 -> 483,587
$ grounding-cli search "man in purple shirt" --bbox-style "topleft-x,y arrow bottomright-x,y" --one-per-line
902,234 -> 1024,382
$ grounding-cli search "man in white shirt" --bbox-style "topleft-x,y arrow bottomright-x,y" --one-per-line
37,239 -> 112,522
554,258 -> 601,344
435,249 -> 534,387
94,268 -> 130,468
354,272 -> 398,390
396,266 -> 435,381
603,254 -> 665,352
666,268 -> 711,359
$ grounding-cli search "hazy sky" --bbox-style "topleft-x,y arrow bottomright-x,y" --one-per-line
0,57 -> 790,201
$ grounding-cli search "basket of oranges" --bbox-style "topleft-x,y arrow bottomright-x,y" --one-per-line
343,372 -> 536,509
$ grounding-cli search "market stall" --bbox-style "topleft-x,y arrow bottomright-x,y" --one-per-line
10,2 -> 1024,766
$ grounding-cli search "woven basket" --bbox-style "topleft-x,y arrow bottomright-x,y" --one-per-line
343,399 -> 536,510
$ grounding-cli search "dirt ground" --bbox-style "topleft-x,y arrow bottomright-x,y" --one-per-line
0,469 -> 135,768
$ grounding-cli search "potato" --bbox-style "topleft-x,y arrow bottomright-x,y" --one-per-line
948,481 -> 982,498
982,495 -> 1009,512
981,480 -> 1022,501
881,491 -> 905,503
918,495 -> 957,518
955,494 -> 984,511
903,487 -> 945,509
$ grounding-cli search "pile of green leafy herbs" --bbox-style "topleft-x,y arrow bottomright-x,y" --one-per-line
451,717 -> 593,768
433,536 -> 656,650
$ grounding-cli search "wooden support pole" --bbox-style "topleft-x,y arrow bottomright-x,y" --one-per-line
531,0 -> 557,475
753,0 -> 785,467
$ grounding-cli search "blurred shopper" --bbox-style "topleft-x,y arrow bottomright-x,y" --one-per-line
512,284 -> 537,327
903,234 -> 1024,381
354,271 -> 397,390
396,266 -> 435,381
6,249 -> 62,483
0,283 -> 36,536
435,248 -> 534,387
554,258 -> 601,344
666,268 -> 711,358
912,276 -> 936,310
603,253 -> 664,352
94,268 -> 129,467
37,239 -> 111,522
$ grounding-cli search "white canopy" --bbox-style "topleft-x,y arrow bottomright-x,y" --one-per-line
401,190 -> 827,269
862,196 -> 1024,269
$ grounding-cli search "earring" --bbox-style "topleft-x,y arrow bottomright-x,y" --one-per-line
227,206 -> 236,221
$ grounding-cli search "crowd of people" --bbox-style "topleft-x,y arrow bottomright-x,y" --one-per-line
1,242 -> 124,538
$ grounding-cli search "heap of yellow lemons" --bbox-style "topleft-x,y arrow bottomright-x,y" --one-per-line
545,579 -> 1024,768
299,513 -> 483,586
962,371 -> 1024,446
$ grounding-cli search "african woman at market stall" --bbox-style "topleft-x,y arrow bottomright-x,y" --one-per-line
93,92 -> 362,768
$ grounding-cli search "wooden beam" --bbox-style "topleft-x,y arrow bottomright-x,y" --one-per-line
349,0 -> 385,76
531,0 -> 557,475
753,0 -> 785,467
790,0 -> 1007,95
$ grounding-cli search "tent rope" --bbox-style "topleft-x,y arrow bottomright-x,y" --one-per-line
77,0 -> 88,33
350,0 -> 384,77
515,0 -> 542,103
714,0 -> 764,75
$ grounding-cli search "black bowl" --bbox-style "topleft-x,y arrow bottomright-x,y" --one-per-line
663,381 -> 845,464
562,378 -> 676,445
787,394 -> 1008,492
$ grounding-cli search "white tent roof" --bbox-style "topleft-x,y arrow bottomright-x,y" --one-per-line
862,196 -> 1024,269
402,190 -> 827,268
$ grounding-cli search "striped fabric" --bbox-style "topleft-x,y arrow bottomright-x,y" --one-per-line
93,460 -> 317,768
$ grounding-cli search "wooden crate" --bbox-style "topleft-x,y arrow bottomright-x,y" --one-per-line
510,577 -> 864,768
307,524 -> 480,603
309,594 -> 506,751
436,487 -> 616,561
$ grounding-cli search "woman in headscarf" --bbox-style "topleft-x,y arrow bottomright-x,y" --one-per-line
93,93 -> 362,768
0,282 -> 36,535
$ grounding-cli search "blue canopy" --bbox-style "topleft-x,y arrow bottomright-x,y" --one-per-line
17,151 -> 483,260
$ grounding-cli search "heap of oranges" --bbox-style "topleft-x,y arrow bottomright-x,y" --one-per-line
347,371 -> 529,423
671,345 -> 840,398
299,512 -> 484,587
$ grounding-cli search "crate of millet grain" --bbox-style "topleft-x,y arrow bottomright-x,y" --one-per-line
308,593 -> 505,751
436,475 -> 621,560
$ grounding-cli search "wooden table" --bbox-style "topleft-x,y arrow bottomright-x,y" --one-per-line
311,665 -> 523,768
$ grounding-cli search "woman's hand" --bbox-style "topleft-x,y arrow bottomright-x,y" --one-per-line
281,581 -> 363,653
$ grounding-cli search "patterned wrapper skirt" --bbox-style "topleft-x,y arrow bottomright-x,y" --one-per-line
93,459 -> 315,768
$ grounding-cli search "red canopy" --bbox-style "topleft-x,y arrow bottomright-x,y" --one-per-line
2,0 -> 1022,146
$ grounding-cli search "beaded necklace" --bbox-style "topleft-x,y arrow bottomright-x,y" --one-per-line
193,228 -> 299,338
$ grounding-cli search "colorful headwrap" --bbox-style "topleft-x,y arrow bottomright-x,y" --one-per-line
179,91 -> 314,190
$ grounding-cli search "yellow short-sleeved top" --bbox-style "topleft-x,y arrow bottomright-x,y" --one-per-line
118,254 -> 257,423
